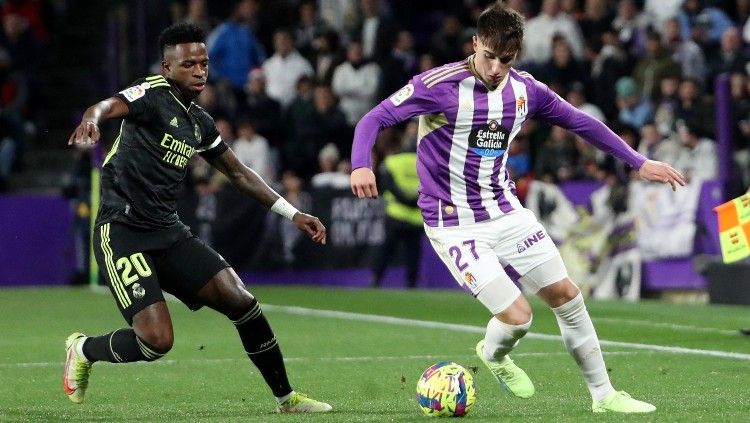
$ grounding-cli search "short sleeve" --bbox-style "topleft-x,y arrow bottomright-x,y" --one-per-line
380,75 -> 441,122
113,78 -> 159,122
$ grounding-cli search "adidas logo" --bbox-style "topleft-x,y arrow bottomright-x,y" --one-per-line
170,117 -> 178,128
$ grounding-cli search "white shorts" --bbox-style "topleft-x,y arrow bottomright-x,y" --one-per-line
425,209 -> 567,310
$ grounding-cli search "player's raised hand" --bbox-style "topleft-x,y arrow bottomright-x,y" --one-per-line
293,212 -> 327,245
638,159 -> 686,191
68,121 -> 101,146
351,167 -> 378,199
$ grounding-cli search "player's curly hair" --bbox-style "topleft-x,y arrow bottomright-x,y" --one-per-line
476,0 -> 524,55
158,22 -> 206,58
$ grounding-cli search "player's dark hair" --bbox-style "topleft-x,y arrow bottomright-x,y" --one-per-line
158,22 -> 206,58
476,1 -> 524,55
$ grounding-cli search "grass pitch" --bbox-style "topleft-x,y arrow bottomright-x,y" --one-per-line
1,286 -> 748,422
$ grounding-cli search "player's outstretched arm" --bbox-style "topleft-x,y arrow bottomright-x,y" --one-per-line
351,167 -> 378,199
205,149 -> 326,245
68,97 -> 129,146
637,159 -> 687,191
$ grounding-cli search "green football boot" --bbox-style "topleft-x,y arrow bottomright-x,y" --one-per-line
475,340 -> 535,398
276,392 -> 333,413
592,391 -> 656,413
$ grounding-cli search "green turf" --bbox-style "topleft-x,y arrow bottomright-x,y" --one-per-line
1,286 -> 749,422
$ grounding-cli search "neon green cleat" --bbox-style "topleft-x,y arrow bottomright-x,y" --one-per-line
592,391 -> 656,413
475,340 -> 535,398
276,392 -> 333,413
63,332 -> 92,404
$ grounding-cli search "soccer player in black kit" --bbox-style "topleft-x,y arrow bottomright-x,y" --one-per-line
63,23 -> 332,413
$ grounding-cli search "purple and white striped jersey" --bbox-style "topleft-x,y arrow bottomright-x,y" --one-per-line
351,57 -> 646,228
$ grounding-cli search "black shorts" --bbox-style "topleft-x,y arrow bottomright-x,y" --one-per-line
92,221 -> 230,324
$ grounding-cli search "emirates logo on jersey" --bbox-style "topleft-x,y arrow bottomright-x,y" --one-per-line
468,119 -> 509,157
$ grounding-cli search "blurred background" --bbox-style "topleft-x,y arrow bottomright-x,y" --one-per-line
1,0 -> 750,306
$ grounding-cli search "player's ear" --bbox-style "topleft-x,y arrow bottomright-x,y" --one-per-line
162,60 -> 170,73
472,35 -> 479,52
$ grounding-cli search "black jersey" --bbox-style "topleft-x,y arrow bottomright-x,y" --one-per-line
95,75 -> 229,229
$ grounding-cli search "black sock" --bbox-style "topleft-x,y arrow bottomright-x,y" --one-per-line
82,328 -> 166,363
232,299 -> 293,398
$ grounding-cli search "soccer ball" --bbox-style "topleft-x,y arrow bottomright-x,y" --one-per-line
416,361 -> 476,417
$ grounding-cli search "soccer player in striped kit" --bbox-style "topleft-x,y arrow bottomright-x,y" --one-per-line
351,1 -> 685,414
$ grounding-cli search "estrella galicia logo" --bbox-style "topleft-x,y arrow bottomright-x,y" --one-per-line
469,120 -> 509,157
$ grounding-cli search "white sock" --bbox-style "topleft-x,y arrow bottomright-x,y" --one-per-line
76,337 -> 91,363
483,317 -> 532,362
552,293 -> 614,401
276,390 -> 295,404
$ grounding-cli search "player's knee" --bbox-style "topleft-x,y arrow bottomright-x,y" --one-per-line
539,278 -> 581,308
137,328 -> 174,356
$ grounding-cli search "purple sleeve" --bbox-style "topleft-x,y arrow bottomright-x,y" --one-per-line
351,76 -> 439,169
529,79 -> 647,169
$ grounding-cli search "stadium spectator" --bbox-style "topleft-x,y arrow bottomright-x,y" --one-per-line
566,82 -> 606,123
588,30 -> 630,121
262,29 -> 314,109
615,76 -> 654,129
674,78 -> 714,138
370,130 -> 422,289
644,0 -> 684,26
673,120 -> 718,183
637,121 -> 679,163
535,125 -> 580,183
378,30 -> 418,100
309,29 -> 343,84
309,83 -> 350,158
0,9 -> 41,80
677,0 -> 734,45
182,0 -> 216,34
539,34 -> 588,96
206,0 -> 266,93
195,82 -> 235,119
311,143 -> 350,189
663,17 -> 706,82
1,0 -> 48,45
240,68 -> 282,144
612,0 -> 648,57
653,75 -> 681,135
318,0 -> 359,38
332,40 -> 381,127
418,52 -> 436,73
294,1 -> 329,60
579,0 -> 613,47
283,76 -> 316,179
429,15 -> 466,64
522,0 -> 585,65
233,119 -> 275,182
352,0 -> 398,63
706,28 -> 749,89
633,29 -> 681,103
0,47 -> 27,186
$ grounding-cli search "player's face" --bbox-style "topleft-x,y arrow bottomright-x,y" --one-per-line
163,42 -> 209,98
472,36 -> 516,86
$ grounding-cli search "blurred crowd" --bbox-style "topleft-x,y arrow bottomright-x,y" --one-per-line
158,0 -> 750,205
0,0 -> 49,191
3,0 -> 750,201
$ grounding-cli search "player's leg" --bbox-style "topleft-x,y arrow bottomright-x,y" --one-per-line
194,268 -> 332,413
424,223 -> 534,398
64,223 -> 173,403
527,258 -> 655,413
157,235 -> 330,413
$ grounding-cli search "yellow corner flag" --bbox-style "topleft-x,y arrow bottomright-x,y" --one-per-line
714,193 -> 750,263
